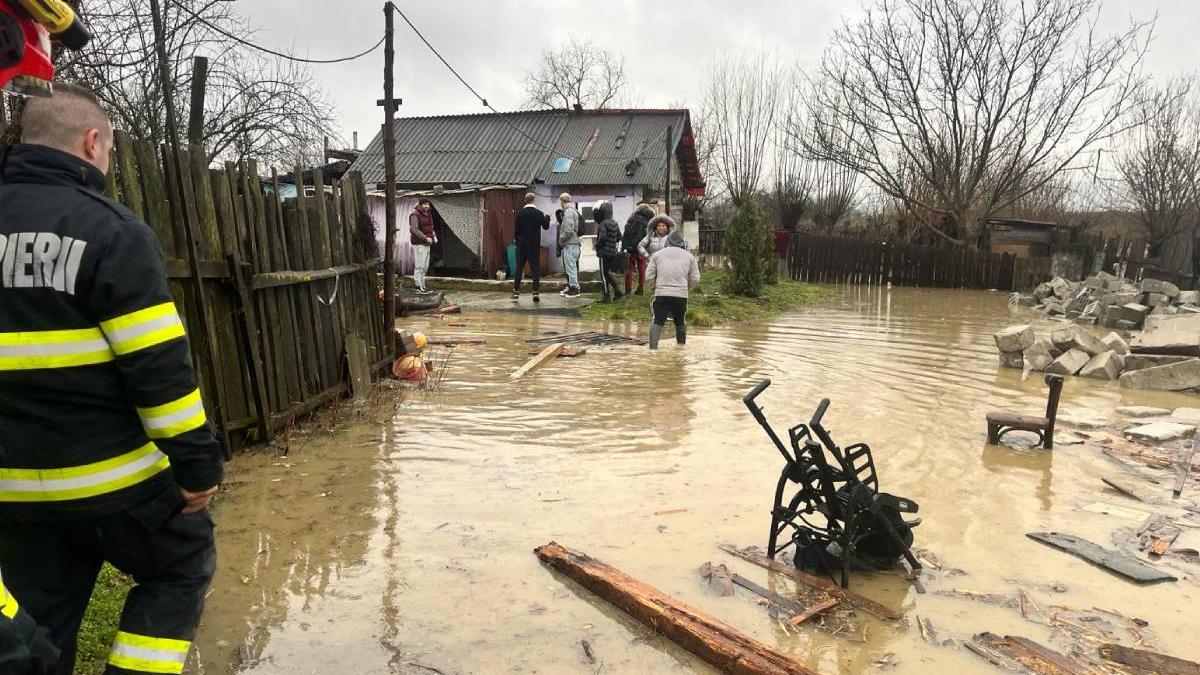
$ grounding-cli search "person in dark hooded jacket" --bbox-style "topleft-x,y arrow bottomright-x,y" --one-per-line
621,202 -> 655,295
593,200 -> 623,302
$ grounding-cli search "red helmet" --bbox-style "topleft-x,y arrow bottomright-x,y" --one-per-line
0,2 -> 55,96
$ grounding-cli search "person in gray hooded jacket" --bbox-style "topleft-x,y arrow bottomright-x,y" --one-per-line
645,229 -> 700,349
556,193 -> 582,297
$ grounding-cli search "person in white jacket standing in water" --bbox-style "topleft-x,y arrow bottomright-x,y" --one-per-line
645,229 -> 700,349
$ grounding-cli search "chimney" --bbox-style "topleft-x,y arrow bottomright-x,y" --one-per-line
352,131 -> 359,150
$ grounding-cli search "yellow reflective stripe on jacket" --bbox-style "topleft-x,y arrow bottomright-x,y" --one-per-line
0,327 -> 115,371
100,302 -> 186,356
0,443 -> 170,503
0,579 -> 17,620
107,631 -> 190,674
137,389 -> 206,439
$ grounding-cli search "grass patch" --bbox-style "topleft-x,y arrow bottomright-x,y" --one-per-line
74,564 -> 132,675
579,269 -> 836,327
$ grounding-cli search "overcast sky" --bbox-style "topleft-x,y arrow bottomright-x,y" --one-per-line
234,0 -> 1200,149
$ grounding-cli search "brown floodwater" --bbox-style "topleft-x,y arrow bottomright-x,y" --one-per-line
188,286 -> 1200,675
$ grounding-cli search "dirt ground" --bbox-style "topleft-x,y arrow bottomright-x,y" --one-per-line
188,286 -> 1200,674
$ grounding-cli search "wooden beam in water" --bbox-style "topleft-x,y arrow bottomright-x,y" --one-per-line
535,542 -> 820,675
511,343 -> 564,379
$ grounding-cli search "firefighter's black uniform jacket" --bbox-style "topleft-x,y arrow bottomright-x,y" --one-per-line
0,573 -> 59,674
0,143 -> 222,675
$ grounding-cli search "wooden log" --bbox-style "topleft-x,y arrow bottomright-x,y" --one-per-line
718,544 -> 902,620
1026,532 -> 1176,583
511,343 -> 565,379
535,542 -> 819,675
1099,643 -> 1200,675
972,633 -> 1090,675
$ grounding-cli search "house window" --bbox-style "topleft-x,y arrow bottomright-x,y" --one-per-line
551,157 -> 572,173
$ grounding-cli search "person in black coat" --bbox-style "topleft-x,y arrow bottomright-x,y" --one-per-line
621,202 -> 654,295
512,192 -> 549,301
593,200 -> 624,302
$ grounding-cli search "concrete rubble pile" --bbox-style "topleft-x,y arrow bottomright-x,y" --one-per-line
1010,272 -> 1200,330
993,317 -> 1200,391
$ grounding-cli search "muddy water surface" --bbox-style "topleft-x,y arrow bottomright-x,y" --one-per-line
190,286 -> 1200,674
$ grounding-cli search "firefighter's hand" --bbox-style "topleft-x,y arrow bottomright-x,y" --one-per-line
180,485 -> 218,514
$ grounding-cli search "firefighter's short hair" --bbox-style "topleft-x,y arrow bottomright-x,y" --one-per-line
21,82 -> 111,150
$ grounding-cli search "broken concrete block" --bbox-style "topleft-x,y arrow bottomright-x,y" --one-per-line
1145,292 -> 1171,307
1032,281 -> 1056,302
1010,292 -> 1036,307
1080,350 -> 1124,380
1170,407 -> 1200,425
1115,405 -> 1171,418
994,324 -> 1035,353
1098,291 -> 1141,307
1100,332 -> 1130,356
1104,304 -> 1150,328
1177,290 -> 1200,305
1115,319 -> 1138,330
999,351 -> 1024,369
1124,353 -> 1195,372
1140,277 -> 1180,299
1051,277 -> 1073,300
1051,326 -> 1107,355
1149,305 -> 1179,316
1058,410 -> 1109,429
1124,421 -> 1195,442
1023,339 -> 1057,372
1119,358 -> 1200,391
1179,305 -> 1200,314
1130,314 -> 1200,355
1046,348 -> 1091,376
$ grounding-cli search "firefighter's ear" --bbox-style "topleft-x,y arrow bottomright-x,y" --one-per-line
82,126 -> 112,175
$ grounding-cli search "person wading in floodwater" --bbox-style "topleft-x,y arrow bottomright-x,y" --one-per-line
409,197 -> 437,293
646,227 -> 699,349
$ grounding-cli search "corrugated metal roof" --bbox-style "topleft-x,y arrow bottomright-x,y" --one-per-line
351,111 -> 567,186
349,109 -> 700,191
531,111 -> 685,186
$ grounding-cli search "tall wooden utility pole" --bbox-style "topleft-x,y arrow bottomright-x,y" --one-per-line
663,125 -> 673,214
378,1 -> 399,356
148,0 -> 229,457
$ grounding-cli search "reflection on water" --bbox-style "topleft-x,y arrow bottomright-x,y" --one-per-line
191,286 -> 1200,674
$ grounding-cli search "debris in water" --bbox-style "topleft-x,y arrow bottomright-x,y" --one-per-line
718,544 -> 902,620
1175,439 -> 1197,497
1101,476 -> 1153,503
534,541 -> 822,675
580,638 -> 596,665
510,343 -> 565,379
654,508 -> 687,515
698,561 -> 735,596
1026,531 -> 1177,583
1099,643 -> 1200,675
971,632 -> 1090,674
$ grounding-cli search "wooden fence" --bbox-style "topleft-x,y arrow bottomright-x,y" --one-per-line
106,130 -> 387,452
786,233 -> 1050,290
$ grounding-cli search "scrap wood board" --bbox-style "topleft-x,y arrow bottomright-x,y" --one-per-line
1026,532 -> 1176,583
510,343 -> 564,379
972,633 -> 1093,675
1099,643 -> 1200,675
535,542 -> 819,675
718,544 -> 902,620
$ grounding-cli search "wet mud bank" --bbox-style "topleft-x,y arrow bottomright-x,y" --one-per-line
190,286 -> 1200,674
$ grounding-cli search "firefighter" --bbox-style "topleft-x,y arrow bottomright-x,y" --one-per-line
0,83 -> 223,675
1,571 -> 60,674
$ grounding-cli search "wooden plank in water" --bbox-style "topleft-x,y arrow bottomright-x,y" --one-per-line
1099,643 -> 1200,675
1101,477 -> 1151,503
1026,532 -> 1176,583
1175,440 -> 1196,498
972,633 -> 1090,675
511,343 -> 564,379
718,544 -> 902,620
535,542 -> 820,675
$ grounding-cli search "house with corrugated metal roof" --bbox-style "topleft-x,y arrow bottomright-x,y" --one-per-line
349,108 -> 705,278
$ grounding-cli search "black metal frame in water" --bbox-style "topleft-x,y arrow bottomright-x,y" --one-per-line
742,378 -> 923,589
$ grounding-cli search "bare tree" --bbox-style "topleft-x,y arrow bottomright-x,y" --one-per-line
704,54 -> 782,206
56,0 -> 338,168
523,38 -> 629,110
1114,79 -> 1200,259
810,162 -> 859,233
799,0 -> 1152,247
771,82 -> 814,230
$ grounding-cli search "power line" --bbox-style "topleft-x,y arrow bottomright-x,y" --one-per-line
172,2 -> 386,64
388,1 -> 672,168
